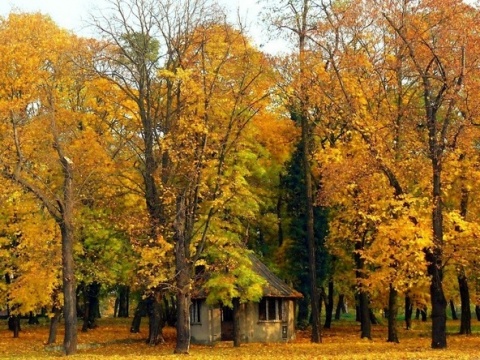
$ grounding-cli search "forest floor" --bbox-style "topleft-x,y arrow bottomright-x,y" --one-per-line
2,316 -> 480,359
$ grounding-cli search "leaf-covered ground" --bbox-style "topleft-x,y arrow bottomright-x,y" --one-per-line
2,317 -> 480,359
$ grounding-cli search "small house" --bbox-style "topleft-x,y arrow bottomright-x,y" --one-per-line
190,255 -> 302,344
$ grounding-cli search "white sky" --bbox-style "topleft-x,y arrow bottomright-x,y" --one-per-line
0,0 -> 286,53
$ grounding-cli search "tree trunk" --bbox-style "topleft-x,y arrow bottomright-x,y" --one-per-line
117,285 -> 130,318
458,272 -> 471,335
147,292 -> 165,345
174,197 -> 191,354
426,97 -> 447,348
335,294 -> 345,321
9,316 -> 20,338
233,298 -> 241,347
297,1 -> 320,341
355,237 -> 371,339
358,292 -> 371,339
81,282 -> 100,332
421,307 -> 427,322
387,284 -> 399,343
47,307 -> 62,345
449,299 -> 458,320
174,276 -> 190,354
58,154 -> 78,355
130,298 -> 148,333
427,247 -> 447,348
28,312 -> 39,325
405,295 -> 413,330
475,305 -> 480,321
324,280 -> 334,329
60,222 -> 77,354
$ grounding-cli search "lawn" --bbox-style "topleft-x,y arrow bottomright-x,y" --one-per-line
2,316 -> 480,359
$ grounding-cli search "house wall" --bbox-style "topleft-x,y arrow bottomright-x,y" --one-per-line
190,303 -> 221,344
239,299 -> 296,343
190,299 -> 297,344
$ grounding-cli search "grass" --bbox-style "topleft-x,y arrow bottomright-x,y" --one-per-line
2,316 -> 480,359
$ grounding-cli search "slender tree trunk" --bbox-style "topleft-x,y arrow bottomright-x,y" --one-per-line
387,284 -> 399,343
458,186 -> 471,334
130,299 -> 147,333
355,237 -> 371,339
60,220 -> 77,353
296,0 -> 320,343
47,307 -> 62,345
405,295 -> 413,330
449,299 -> 458,320
58,154 -> 77,355
458,272 -> 471,335
358,292 -> 371,339
303,123 -> 320,343
426,91 -> 447,348
335,294 -> 345,321
421,308 -> 427,322
28,312 -> 39,325
324,280 -> 334,329
427,247 -> 446,348
174,273 -> 190,354
80,282 -> 99,332
117,285 -> 130,318
82,292 -> 90,333
475,306 -> 480,321
233,298 -> 241,347
174,197 -> 191,354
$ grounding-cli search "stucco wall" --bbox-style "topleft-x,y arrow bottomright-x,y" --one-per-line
190,299 -> 296,344
190,304 -> 222,344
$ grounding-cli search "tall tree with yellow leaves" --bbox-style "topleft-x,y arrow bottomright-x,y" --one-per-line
0,13 -> 118,355
92,0 -> 274,353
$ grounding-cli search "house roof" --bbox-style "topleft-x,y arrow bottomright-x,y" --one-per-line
192,254 -> 303,300
249,255 -> 303,299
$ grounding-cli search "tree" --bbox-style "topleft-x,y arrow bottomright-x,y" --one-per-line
0,12 -> 124,354
380,0 -> 480,348
92,0 -> 274,353
263,0 -> 330,342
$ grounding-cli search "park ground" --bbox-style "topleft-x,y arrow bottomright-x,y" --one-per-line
2,316 -> 480,359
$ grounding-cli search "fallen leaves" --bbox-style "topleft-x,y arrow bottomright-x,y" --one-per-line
2,318 -> 480,359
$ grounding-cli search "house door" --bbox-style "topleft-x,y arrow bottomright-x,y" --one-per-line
221,306 -> 234,341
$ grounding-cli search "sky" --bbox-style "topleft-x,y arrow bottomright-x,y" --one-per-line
0,0 -> 286,53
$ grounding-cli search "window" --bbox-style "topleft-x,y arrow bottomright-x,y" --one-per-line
258,298 -> 283,321
190,299 -> 202,324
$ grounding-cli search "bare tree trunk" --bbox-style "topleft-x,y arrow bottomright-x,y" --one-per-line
458,272 -> 471,335
405,295 -> 413,330
358,292 -> 371,339
324,280 -> 334,329
335,294 -> 345,320
60,156 -> 77,355
387,284 -> 399,343
9,316 -> 20,338
449,299 -> 458,320
47,307 -> 62,345
174,197 -> 191,354
147,291 -> 165,345
233,298 -> 241,347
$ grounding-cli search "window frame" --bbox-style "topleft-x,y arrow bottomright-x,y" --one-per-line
258,297 -> 283,322
190,299 -> 202,325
